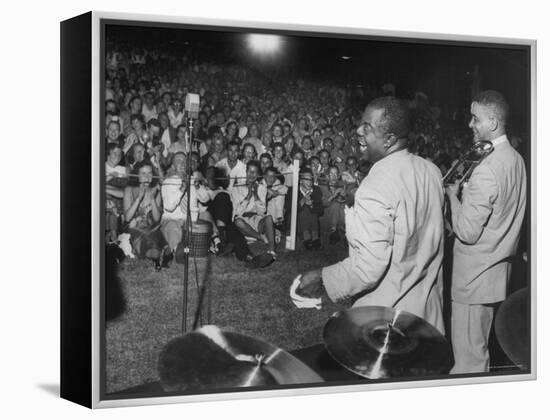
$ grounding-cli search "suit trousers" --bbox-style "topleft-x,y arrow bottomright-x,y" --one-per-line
450,301 -> 494,374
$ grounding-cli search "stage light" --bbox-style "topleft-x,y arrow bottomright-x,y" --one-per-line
247,34 -> 282,55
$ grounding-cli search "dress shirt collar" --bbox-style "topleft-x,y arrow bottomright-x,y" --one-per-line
491,134 -> 509,147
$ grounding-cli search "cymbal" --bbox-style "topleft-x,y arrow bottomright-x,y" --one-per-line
323,306 -> 452,379
159,325 -> 324,392
495,288 -> 529,368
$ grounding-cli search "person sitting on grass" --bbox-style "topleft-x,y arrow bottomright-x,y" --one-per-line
297,167 -> 323,250
264,166 -> 288,239
161,152 -> 224,259
105,143 -> 127,243
320,165 -> 347,244
231,160 -> 277,260
123,161 -> 168,271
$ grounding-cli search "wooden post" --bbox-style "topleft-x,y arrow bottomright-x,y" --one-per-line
286,159 -> 300,251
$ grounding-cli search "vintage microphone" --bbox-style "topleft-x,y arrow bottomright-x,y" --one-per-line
181,93 -> 200,333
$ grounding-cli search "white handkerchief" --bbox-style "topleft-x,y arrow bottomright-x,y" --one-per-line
290,275 -> 322,309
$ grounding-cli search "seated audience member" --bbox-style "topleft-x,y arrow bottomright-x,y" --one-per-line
168,98 -> 185,128
106,119 -> 125,149
231,160 -> 277,259
160,152 -> 223,257
259,153 -> 274,174
322,137 -> 335,156
123,114 -> 148,155
291,149 -> 305,169
126,143 -> 149,173
105,143 -> 128,242
320,165 -> 346,244
311,128 -> 322,149
341,155 -> 360,185
159,152 -> 198,257
225,121 -> 239,144
264,166 -> 288,228
216,141 -> 247,188
308,155 -> 322,185
205,132 -> 227,167
261,132 -> 274,156
123,161 -> 168,270
300,135 -> 316,161
120,95 -> 143,137
242,123 -> 263,155
158,112 -> 176,150
283,135 -> 299,158
271,123 -> 284,144
242,143 -> 258,165
332,135 -> 347,171
318,149 -> 332,180
203,166 -> 271,268
168,124 -> 190,156
297,168 -> 323,250
272,142 -> 289,178
142,91 -> 158,122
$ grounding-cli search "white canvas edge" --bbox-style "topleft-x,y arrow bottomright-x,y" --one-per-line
89,10 -> 537,409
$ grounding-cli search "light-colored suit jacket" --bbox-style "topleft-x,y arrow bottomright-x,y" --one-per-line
450,135 -> 526,304
322,150 -> 445,333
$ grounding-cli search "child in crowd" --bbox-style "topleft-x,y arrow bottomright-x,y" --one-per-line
297,168 -> 323,250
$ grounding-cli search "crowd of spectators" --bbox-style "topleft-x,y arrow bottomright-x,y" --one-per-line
104,44 -> 526,270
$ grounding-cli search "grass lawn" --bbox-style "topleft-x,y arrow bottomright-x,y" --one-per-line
105,240 -> 349,393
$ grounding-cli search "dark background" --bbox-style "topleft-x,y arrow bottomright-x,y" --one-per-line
106,24 -> 530,135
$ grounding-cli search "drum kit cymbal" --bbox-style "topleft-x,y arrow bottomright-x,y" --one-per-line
323,306 -> 452,379
158,325 -> 323,392
158,307 -> 454,392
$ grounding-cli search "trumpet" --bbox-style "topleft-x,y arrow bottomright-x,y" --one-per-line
443,140 -> 494,188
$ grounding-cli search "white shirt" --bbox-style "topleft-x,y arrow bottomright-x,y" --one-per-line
142,104 -> 158,122
215,158 -> 247,189
229,181 -> 267,219
161,175 -> 199,222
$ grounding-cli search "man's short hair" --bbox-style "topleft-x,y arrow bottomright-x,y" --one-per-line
259,153 -> 273,161
227,140 -> 240,150
472,90 -> 509,124
246,159 -> 261,173
106,142 -> 121,154
368,96 -> 411,139
129,95 -> 142,106
300,167 -> 313,177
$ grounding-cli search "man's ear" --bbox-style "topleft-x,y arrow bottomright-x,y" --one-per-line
489,116 -> 499,132
384,132 -> 397,148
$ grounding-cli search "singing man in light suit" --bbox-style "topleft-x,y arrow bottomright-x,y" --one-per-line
446,90 -> 526,373
298,97 -> 446,334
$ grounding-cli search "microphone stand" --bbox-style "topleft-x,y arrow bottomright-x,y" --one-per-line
181,114 -> 194,334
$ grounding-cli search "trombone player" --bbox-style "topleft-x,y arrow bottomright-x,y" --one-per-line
445,90 -> 526,374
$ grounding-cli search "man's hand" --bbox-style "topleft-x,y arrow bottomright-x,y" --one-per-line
298,269 -> 324,299
445,182 -> 459,198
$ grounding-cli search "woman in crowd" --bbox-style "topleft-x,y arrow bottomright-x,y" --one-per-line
123,161 -> 168,270
123,114 -> 148,155
301,135 -> 316,161
168,124 -> 189,156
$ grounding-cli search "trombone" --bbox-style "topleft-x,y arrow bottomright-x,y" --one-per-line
443,140 -> 494,190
